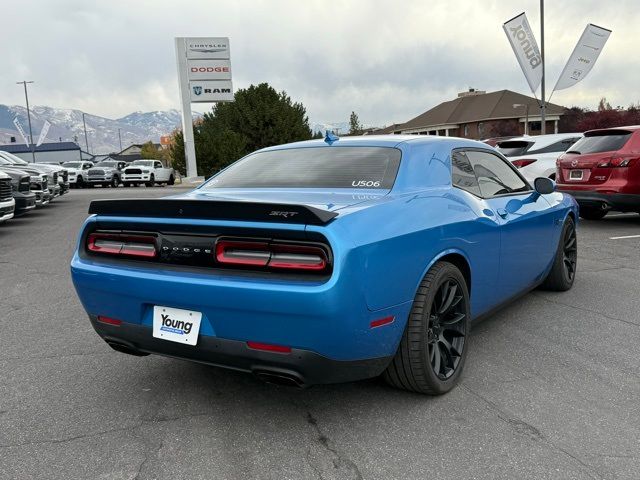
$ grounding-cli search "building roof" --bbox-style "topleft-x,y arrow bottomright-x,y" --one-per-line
0,141 -> 81,154
399,90 -> 566,131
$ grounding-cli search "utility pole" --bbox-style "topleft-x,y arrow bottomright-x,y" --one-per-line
118,128 -> 123,151
540,0 -> 546,134
82,112 -> 90,154
16,80 -> 36,162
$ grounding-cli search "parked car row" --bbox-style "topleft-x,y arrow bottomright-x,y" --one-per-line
0,150 -> 71,222
62,160 -> 175,188
492,125 -> 640,220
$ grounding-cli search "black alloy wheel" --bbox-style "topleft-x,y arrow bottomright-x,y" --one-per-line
540,216 -> 577,291
383,261 -> 470,394
427,279 -> 466,380
562,219 -> 577,283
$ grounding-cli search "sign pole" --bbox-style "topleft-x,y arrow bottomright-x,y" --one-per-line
175,37 -> 198,179
540,0 -> 546,134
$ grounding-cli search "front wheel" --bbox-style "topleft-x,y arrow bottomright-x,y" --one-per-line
111,177 -> 119,188
579,207 -> 607,220
76,176 -> 84,188
145,175 -> 155,187
540,216 -> 577,291
383,261 -> 470,395
168,174 -> 175,186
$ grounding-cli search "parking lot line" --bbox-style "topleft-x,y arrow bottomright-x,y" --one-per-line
609,234 -> 640,240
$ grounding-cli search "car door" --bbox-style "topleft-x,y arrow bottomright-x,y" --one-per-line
464,149 -> 557,299
154,161 -> 168,181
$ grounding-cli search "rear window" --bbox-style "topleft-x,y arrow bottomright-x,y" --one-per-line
567,132 -> 632,154
203,147 -> 402,189
496,141 -> 533,157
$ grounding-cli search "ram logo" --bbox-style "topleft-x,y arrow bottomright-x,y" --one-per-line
269,211 -> 299,218
192,86 -> 203,96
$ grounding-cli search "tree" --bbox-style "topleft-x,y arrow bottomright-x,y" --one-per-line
597,97 -> 613,112
168,83 -> 313,177
558,107 -> 586,133
169,129 -> 186,175
488,119 -> 520,138
349,111 -> 363,135
140,141 -> 162,159
311,130 -> 324,139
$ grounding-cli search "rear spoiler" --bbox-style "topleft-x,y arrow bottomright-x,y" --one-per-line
88,199 -> 338,226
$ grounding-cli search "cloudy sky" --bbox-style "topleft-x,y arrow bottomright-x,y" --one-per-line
2,0 -> 638,126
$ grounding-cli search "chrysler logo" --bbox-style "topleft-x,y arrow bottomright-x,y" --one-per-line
571,160 -> 578,167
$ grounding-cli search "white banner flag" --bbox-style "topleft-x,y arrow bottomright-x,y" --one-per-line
36,120 -> 51,147
13,117 -> 30,146
554,24 -> 611,91
503,12 -> 543,94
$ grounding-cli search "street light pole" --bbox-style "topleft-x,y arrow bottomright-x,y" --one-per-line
540,0 -> 546,134
82,112 -> 90,154
16,80 -> 36,163
118,128 -> 123,151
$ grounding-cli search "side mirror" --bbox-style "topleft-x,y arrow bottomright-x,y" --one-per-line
534,177 -> 555,194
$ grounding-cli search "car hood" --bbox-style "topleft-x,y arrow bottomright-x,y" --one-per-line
173,188 -> 389,212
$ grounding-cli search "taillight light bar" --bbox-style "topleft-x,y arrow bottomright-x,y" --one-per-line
216,239 -> 329,272
512,159 -> 537,168
597,156 -> 637,168
87,233 -> 157,258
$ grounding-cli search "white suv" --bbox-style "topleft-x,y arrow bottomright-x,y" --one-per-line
496,133 -> 583,182
121,160 -> 175,187
62,161 -> 94,188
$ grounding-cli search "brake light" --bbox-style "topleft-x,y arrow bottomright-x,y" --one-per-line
512,159 -> 537,168
87,233 -> 157,258
216,239 -> 328,272
597,155 -> 636,168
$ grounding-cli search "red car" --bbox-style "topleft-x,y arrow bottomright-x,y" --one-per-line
556,126 -> 640,219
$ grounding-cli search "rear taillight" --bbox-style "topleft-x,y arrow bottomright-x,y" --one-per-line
216,239 -> 328,272
597,155 -> 637,168
512,159 -> 537,168
87,233 -> 157,258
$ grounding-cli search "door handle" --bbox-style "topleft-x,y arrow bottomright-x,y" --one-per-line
497,208 -> 508,219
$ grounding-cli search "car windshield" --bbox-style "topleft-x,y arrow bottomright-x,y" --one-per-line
63,162 -> 82,168
496,141 -> 533,157
132,160 -> 154,166
96,162 -> 116,167
202,146 -> 402,189
567,132 -> 632,154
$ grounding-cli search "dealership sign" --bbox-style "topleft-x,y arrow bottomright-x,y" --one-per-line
175,36 -> 233,178
187,59 -> 232,81
189,80 -> 234,102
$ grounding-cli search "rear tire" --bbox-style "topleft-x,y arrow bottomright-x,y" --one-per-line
383,261 -> 470,395
168,174 -> 175,186
579,207 -> 607,220
540,216 -> 577,291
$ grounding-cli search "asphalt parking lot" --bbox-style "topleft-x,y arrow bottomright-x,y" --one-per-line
1,188 -> 639,480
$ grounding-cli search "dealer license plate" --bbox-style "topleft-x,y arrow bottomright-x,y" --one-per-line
569,170 -> 584,180
152,306 -> 202,345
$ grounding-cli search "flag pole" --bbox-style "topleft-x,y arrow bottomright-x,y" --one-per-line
540,0 -> 546,134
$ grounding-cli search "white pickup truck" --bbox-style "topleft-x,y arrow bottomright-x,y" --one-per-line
121,160 -> 175,187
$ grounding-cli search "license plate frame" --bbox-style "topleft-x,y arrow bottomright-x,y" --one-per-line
569,169 -> 584,181
152,305 -> 202,346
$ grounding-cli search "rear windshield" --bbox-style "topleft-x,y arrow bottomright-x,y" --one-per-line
567,132 -> 632,154
63,162 -> 81,168
203,147 -> 402,189
496,141 -> 533,157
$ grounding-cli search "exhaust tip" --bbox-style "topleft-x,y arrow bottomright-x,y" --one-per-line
254,370 -> 305,388
106,340 -> 149,357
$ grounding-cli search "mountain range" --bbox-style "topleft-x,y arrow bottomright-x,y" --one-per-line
0,103 -> 353,155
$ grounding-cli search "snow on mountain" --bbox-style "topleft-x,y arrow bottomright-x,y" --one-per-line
311,121 -> 350,135
0,105 -> 200,154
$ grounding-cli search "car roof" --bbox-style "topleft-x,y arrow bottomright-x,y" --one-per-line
499,133 -> 583,147
585,125 -> 640,135
257,134 -> 491,153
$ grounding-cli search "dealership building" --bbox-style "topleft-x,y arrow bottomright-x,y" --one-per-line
377,89 -> 566,139
0,141 -> 92,164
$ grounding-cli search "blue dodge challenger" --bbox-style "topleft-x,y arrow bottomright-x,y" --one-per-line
71,135 -> 578,394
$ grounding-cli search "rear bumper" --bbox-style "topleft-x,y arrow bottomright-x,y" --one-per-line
90,315 -> 391,386
558,189 -> 640,212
